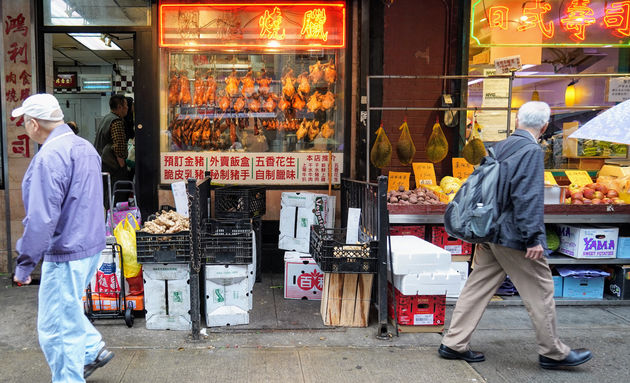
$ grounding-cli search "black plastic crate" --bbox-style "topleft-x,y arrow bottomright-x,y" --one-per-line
136,231 -> 190,264
215,186 -> 266,219
202,219 -> 253,264
310,226 -> 378,273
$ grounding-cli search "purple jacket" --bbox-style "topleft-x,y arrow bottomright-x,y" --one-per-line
15,124 -> 106,281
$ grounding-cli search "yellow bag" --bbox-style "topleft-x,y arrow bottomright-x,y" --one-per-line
113,214 -> 141,278
370,125 -> 392,168
396,121 -> 416,165
427,120 -> 448,163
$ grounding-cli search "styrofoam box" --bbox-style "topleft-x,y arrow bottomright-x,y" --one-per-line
284,251 -> 324,300
558,224 -> 618,259
245,231 -> 256,309
387,235 -> 451,275
391,268 -> 462,296
204,264 -> 250,327
278,192 -> 335,253
143,263 -> 191,331
446,262 -> 469,299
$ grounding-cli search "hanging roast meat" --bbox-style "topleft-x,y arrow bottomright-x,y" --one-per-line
204,75 -> 217,104
282,69 -> 296,98
241,69 -> 255,97
178,73 -> 192,105
168,72 -> 179,106
225,69 -> 240,97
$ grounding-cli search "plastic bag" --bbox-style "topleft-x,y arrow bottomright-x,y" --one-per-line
95,251 -> 120,298
427,120 -> 448,163
396,121 -> 416,165
370,125 -> 392,168
113,214 -> 142,278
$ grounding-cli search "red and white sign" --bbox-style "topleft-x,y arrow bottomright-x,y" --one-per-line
161,151 -> 342,185
284,252 -> 323,300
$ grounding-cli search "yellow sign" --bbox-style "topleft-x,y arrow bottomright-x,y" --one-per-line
259,7 -> 286,40
413,162 -> 437,188
387,171 -> 410,192
300,8 -> 328,41
565,170 -> 593,187
452,158 -> 475,179
544,171 -> 558,185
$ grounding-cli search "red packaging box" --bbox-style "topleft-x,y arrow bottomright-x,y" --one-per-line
388,283 -> 445,326
431,226 -> 472,255
389,225 -> 426,239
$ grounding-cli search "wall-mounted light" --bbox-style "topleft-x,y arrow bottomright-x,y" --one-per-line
531,87 -> 540,101
565,79 -> 578,107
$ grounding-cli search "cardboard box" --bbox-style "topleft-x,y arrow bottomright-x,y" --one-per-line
562,276 -> 605,299
143,263 -> 191,330
604,265 -> 630,300
388,235 -> 451,275
204,264 -> 250,327
389,225 -> 426,239
617,237 -> 630,259
388,284 -> 445,326
320,273 -> 372,327
558,224 -> 618,259
432,226 -> 473,256
278,192 -> 335,253
552,275 -> 563,298
284,252 -> 324,300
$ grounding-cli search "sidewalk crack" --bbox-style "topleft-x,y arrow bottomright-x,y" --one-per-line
603,307 -> 630,324
297,350 -> 306,383
118,349 -> 137,383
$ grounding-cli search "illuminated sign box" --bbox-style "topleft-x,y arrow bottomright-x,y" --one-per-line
159,2 -> 345,49
471,0 -> 630,47
54,72 -> 77,89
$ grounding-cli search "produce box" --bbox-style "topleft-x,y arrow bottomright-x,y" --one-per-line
558,224 -> 618,259
284,252 -> 324,300
204,264 -> 250,327
552,275 -> 563,298
431,226 -> 473,256
143,263 -> 191,330
389,225 -> 426,239
563,122 -> 628,158
617,237 -> 630,259
279,192 -> 335,253
604,265 -> 630,300
320,273 -> 372,327
562,276 -> 604,299
388,284 -> 445,326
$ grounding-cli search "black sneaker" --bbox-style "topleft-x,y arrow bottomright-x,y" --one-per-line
84,348 -> 114,378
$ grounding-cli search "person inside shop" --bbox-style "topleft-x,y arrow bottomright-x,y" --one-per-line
94,94 -> 130,206
438,101 -> 592,369
67,120 -> 79,134
11,94 -> 114,382
123,96 -> 136,180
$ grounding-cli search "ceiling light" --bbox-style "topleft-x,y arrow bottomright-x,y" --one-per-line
565,80 -> 577,107
69,33 -> 121,51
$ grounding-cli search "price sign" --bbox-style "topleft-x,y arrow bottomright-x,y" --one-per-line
412,162 -> 437,188
387,171 -> 410,192
452,158 -> 475,180
544,172 -> 558,185
565,170 -> 593,187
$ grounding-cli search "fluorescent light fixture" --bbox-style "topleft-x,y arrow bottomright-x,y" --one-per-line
468,79 -> 483,86
69,33 -> 121,51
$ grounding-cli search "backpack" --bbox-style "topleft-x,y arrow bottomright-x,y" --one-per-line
444,143 -> 531,243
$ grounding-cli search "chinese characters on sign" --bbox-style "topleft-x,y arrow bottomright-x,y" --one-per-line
301,8 -> 329,41
473,0 -> 630,46
607,77 -> 630,102
3,6 -> 32,159
387,171 -> 410,192
161,152 -> 342,185
259,7 -> 285,40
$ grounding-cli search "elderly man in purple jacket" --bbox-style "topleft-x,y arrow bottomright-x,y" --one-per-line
12,94 -> 114,382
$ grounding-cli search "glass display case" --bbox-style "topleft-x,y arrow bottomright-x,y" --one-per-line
159,2 -> 346,185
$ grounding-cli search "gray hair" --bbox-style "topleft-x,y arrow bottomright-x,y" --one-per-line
517,101 -> 550,132
26,114 -> 64,131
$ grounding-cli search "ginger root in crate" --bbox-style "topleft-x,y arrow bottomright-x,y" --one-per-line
140,210 -> 190,234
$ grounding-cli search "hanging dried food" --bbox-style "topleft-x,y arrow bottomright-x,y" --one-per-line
292,94 -> 305,110
321,91 -> 335,110
241,69 -> 255,97
178,72 -> 192,105
201,119 -> 212,149
396,120 -> 416,166
297,72 -> 310,96
229,120 -> 237,144
258,69 -> 272,95
204,75 -> 217,104
426,120 -> 448,163
307,91 -> 322,112
193,71 -> 206,106
168,71 -> 179,105
309,60 -> 323,83
324,59 -> 336,84
282,69 -> 296,98
462,117 -> 486,165
225,69 -> 240,97
321,121 -> 335,139
370,125 -> 392,168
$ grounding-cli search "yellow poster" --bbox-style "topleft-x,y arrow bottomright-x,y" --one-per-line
544,171 -> 558,185
452,158 -> 475,180
387,171 -> 410,192
412,162 -> 437,188
565,170 -> 593,187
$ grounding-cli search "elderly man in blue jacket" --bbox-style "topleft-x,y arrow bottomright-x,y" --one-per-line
438,101 -> 592,369
12,94 -> 114,382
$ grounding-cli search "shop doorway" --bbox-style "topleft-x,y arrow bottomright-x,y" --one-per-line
48,32 -> 135,145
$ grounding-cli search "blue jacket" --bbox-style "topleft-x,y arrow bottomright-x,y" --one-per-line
15,124 -> 106,281
490,129 -> 547,251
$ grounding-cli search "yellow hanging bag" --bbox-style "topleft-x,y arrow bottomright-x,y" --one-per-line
113,214 -> 142,278
370,124 -> 392,168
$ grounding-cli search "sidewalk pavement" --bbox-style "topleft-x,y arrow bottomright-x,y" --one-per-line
2,276 -> 630,383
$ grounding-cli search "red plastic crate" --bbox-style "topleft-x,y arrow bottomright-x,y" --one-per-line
388,283 -> 445,326
431,226 -> 472,255
389,225 -> 426,239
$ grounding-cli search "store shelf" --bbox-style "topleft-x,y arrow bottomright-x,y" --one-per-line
546,254 -> 630,265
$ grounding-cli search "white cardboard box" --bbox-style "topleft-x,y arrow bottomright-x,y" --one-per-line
284,252 -> 324,300
143,263 -> 191,330
388,235 -> 451,275
204,265 -> 250,327
278,192 -> 335,253
558,224 -> 619,259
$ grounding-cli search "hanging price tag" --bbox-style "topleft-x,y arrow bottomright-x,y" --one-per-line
452,158 -> 475,180
387,171 -> 410,192
544,172 -> 558,185
565,170 -> 593,187
412,162 -> 437,188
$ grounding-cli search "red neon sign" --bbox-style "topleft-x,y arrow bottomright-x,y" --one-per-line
159,3 -> 345,49
488,6 -> 509,30
561,0 -> 596,41
517,0 -> 555,39
604,1 -> 630,37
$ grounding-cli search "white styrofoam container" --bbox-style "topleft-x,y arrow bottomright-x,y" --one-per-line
246,231 -> 256,308
204,265 -> 250,327
143,263 -> 191,330
558,224 -> 619,259
278,192 -> 335,253
283,251 -> 324,300
391,270 -> 462,296
387,235 -> 451,275
446,262 -> 469,299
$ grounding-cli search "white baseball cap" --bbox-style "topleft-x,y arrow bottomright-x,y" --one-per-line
12,93 -> 64,121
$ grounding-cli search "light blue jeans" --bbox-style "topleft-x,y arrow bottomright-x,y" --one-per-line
38,253 -> 104,383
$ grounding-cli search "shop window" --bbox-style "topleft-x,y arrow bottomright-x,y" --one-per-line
43,0 -> 151,26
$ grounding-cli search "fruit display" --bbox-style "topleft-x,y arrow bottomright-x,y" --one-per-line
565,183 -> 625,205
427,120 -> 448,163
396,121 -> 416,166
370,125 -> 392,168
387,185 -> 446,205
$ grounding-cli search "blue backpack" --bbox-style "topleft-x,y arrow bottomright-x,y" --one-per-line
444,144 -> 530,243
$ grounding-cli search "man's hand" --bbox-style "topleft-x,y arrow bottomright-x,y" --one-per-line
525,244 -> 545,260
13,274 -> 32,286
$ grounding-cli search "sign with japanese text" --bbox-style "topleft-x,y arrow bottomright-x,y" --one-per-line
387,171 -> 410,192
452,158 -> 475,179
159,2 -> 345,49
161,151 -> 342,185
3,1 -> 33,160
472,0 -> 630,47
412,163 -> 437,187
